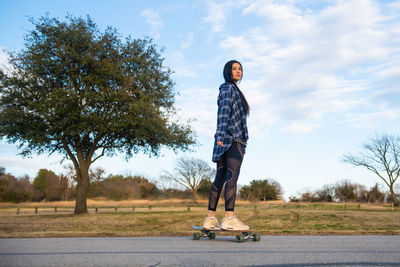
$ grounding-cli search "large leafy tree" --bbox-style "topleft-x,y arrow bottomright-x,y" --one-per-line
238,179 -> 282,201
33,169 -> 62,201
0,15 -> 195,213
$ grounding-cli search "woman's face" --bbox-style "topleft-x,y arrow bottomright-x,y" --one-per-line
232,62 -> 242,82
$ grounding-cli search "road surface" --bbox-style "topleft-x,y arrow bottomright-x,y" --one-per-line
1,235 -> 400,266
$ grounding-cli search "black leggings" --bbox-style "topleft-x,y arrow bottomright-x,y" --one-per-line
208,142 -> 245,212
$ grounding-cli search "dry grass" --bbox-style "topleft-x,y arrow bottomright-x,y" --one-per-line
0,198 -> 202,208
0,200 -> 399,238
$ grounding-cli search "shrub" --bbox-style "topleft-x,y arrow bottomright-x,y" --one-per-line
0,174 -> 33,203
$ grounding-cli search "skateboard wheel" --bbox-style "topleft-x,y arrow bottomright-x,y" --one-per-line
193,233 -> 201,240
208,232 -> 216,239
252,233 -> 260,242
235,234 -> 245,243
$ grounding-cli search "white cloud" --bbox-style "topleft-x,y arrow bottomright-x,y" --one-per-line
243,0 -> 314,38
376,65 -> 400,79
388,1 -> 400,9
345,108 -> 400,129
140,9 -> 164,39
166,51 -> 197,78
282,120 -> 320,134
203,0 -> 249,34
0,154 -> 66,178
180,32 -> 194,50
0,48 -> 13,74
165,33 -> 198,78
175,86 -> 216,138
203,1 -> 229,33
217,0 -> 400,136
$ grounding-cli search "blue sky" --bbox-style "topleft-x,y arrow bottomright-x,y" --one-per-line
1,0 -> 400,200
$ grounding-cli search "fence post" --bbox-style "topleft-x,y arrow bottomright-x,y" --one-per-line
358,204 -> 360,210
187,205 -> 190,211
114,207 -> 118,212
149,205 -> 152,211
54,207 -> 57,213
95,207 -> 98,214
16,208 -> 20,215
344,204 -> 347,212
35,207 -> 38,214
132,206 -> 135,212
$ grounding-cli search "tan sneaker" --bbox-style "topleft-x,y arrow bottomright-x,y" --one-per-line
221,215 -> 250,231
202,217 -> 221,230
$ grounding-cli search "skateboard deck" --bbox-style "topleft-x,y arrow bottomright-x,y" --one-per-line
191,225 -> 260,242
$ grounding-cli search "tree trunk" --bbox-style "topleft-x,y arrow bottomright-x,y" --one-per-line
389,185 -> 399,207
64,177 -> 69,201
74,163 -> 90,214
192,190 -> 197,204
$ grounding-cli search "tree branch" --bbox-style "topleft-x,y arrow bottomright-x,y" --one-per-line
61,137 -> 80,174
88,133 -> 105,162
91,147 -> 106,164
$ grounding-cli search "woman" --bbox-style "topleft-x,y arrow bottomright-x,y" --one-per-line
203,60 -> 250,231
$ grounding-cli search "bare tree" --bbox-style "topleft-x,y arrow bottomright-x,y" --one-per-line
343,134 -> 400,206
161,158 -> 215,203
157,174 -> 174,191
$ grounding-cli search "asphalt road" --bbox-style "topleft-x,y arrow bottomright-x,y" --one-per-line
1,235 -> 400,266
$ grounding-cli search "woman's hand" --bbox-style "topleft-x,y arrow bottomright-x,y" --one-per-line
217,141 -> 224,147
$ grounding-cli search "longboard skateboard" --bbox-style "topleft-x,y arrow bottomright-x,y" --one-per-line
191,225 -> 260,243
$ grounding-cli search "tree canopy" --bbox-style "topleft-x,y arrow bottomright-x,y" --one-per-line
0,15 -> 196,213
239,179 -> 283,201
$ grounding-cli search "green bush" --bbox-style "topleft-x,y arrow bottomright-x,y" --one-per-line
0,174 -> 33,203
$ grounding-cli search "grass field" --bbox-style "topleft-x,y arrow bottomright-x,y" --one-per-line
0,199 -> 399,238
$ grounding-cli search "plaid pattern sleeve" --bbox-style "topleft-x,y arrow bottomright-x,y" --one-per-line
212,82 -> 248,162
214,84 -> 233,142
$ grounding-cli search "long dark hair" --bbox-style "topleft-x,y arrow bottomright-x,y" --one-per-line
223,60 -> 250,116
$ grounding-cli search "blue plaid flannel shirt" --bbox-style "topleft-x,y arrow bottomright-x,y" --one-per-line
212,82 -> 248,162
